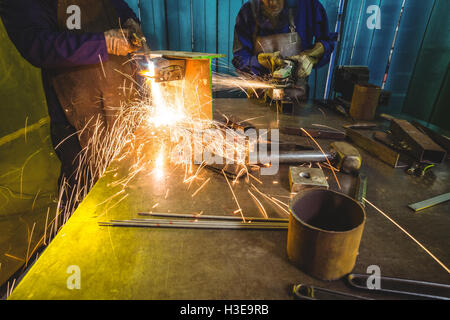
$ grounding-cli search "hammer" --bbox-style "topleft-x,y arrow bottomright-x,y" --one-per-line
330,141 -> 362,174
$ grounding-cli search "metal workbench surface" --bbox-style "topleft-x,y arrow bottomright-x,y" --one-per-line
8,99 -> 450,300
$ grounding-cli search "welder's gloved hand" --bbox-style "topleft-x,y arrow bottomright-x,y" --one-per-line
257,51 -> 284,72
124,18 -> 149,51
104,29 -> 137,56
289,42 -> 325,79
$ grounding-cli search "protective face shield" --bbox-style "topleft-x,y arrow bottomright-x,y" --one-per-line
261,0 -> 285,17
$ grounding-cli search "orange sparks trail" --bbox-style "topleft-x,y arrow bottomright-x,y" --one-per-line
248,190 -> 268,219
300,128 -> 341,190
251,184 -> 290,217
4,253 -> 25,262
364,198 -> 450,274
192,177 -> 211,198
223,170 -> 246,222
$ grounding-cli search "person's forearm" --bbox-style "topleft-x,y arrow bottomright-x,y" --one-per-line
19,30 -> 109,68
232,51 -> 266,76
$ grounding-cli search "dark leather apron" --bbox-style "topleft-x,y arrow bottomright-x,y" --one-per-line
51,0 -> 136,149
252,6 -> 302,57
251,0 -> 307,100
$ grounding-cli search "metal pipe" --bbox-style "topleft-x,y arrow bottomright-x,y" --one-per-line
275,151 -> 334,164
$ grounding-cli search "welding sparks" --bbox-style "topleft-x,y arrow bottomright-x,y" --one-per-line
212,72 -> 274,96
50,54 -> 310,239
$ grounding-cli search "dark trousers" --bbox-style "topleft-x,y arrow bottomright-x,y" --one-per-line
50,122 -> 90,219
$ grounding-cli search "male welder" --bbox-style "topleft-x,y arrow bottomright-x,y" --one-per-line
0,0 -> 147,208
232,0 -> 336,100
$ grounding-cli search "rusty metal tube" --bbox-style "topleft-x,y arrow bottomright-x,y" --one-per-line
287,189 -> 366,280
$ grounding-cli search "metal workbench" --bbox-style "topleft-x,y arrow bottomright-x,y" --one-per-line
8,99 -> 450,300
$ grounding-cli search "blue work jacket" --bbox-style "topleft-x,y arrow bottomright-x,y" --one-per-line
233,0 -> 336,76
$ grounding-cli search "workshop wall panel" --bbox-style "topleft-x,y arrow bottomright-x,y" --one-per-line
341,0 -> 380,67
382,0 -> 435,114
336,0 -> 440,118
307,0 -> 340,100
366,0 -> 404,86
217,0 -> 247,74
402,0 -> 450,130
139,0 -> 168,50
429,64 -> 450,132
338,0 -> 365,66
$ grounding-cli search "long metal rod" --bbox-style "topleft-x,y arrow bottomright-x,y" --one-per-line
276,151 -> 333,164
349,0 -> 364,65
99,221 -> 288,230
128,219 -> 288,227
381,0 -> 407,90
138,212 -> 289,223
324,0 -> 347,99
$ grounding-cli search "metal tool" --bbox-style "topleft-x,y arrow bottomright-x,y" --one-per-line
264,58 -> 301,114
272,60 -> 297,87
347,274 -> 450,300
293,284 -> 372,300
131,33 -> 147,49
330,141 -> 362,174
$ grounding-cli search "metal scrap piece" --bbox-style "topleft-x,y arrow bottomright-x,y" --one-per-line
281,127 -> 346,140
390,119 -> 447,164
346,128 -> 402,168
412,121 -> 450,160
289,167 -> 329,193
408,193 -> 450,212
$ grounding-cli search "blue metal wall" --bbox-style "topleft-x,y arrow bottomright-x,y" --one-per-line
338,0 -> 436,114
125,0 -> 447,126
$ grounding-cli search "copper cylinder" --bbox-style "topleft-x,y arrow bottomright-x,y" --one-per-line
350,84 -> 381,121
287,189 -> 366,281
